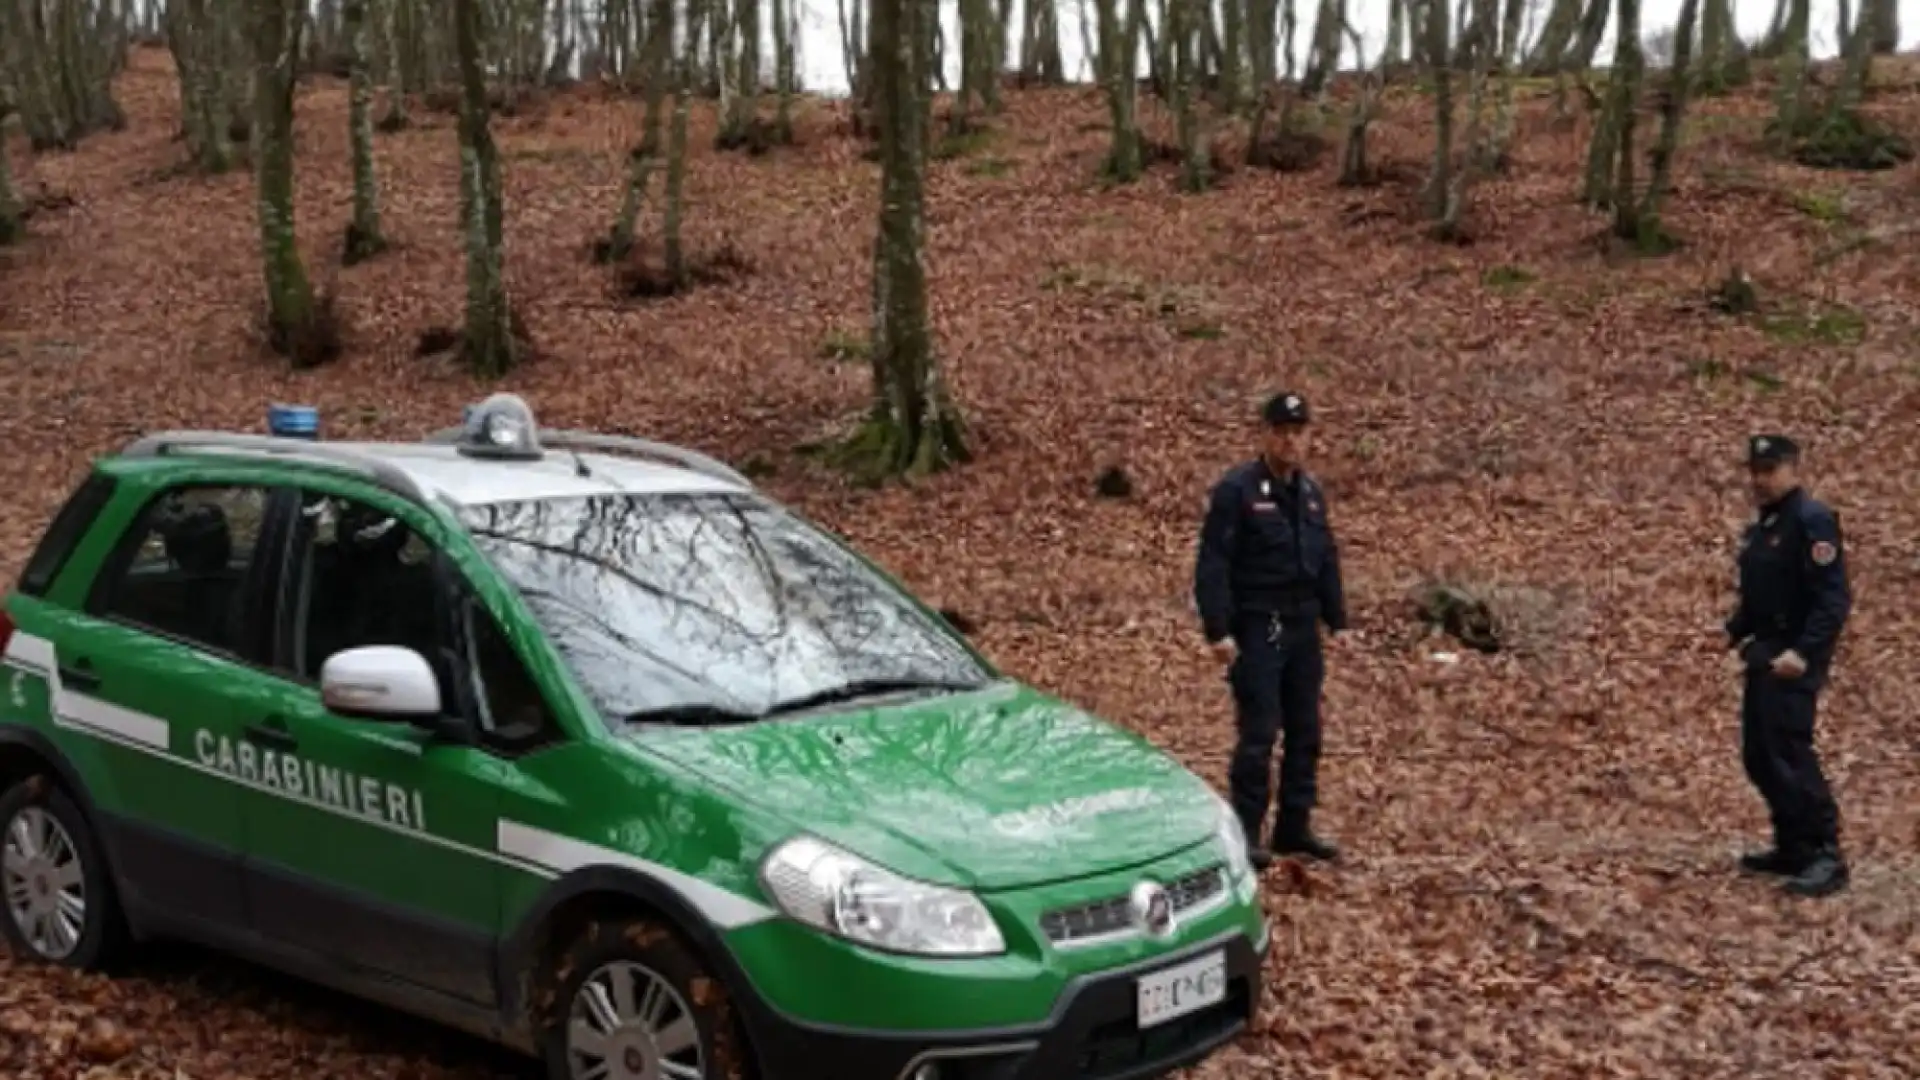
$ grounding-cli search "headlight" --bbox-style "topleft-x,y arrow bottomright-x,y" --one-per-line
758,835 -> 1006,957
1213,795 -> 1253,881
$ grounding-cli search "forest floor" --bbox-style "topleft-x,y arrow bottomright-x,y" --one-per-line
4,44 -> 1920,1079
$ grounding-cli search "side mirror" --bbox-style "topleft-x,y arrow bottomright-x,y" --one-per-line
320,645 -> 443,722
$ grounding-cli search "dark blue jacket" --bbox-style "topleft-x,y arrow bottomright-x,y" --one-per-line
1193,459 -> 1347,643
1726,486 -> 1851,678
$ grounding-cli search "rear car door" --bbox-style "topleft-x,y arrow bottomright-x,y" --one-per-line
28,476 -> 297,931
239,483 -> 559,1008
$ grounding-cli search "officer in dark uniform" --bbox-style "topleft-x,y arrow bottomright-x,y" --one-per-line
1194,391 -> 1347,871
1724,434 -> 1851,898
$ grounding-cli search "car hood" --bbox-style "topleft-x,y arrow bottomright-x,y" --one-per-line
632,681 -> 1224,890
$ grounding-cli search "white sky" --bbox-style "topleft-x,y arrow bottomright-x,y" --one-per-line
786,0 -> 1920,95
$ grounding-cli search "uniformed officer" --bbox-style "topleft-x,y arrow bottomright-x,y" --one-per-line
1194,391 -> 1348,870
1724,434 -> 1852,898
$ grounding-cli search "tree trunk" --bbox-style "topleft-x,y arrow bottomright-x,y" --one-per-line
601,0 -> 673,261
343,0 -> 388,262
251,0 -> 325,365
454,0 -> 519,376
0,118 -> 22,245
1172,0 -> 1208,191
1768,0 -> 1810,146
662,0 -> 697,285
379,0 -> 411,128
1634,0 -> 1696,240
838,0 -> 968,480
1097,0 -> 1143,182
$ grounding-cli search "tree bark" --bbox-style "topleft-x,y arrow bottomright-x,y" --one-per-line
251,0 -> 325,364
454,0 -> 519,375
838,0 -> 969,480
343,0 -> 388,262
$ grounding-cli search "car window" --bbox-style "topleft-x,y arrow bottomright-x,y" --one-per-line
17,472 -> 118,598
285,491 -> 443,683
457,491 -> 993,725
90,483 -> 274,656
459,595 -> 561,755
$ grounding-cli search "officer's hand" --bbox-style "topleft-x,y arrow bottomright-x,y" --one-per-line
1770,649 -> 1808,679
1209,638 -> 1237,665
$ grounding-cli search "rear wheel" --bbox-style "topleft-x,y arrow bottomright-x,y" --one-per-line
0,776 -> 128,970
538,917 -> 753,1080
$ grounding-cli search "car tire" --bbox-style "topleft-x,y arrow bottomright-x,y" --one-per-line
537,917 -> 755,1080
0,774 -> 129,971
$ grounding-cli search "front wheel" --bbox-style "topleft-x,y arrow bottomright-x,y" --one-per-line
539,918 -> 753,1080
0,776 -> 128,970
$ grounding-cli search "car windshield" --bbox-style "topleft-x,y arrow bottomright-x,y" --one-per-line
457,491 -> 994,726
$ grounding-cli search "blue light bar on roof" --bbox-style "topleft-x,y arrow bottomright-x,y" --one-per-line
268,404 -> 320,440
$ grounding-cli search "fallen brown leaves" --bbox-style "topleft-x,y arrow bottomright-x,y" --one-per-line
3,45 -> 1920,1080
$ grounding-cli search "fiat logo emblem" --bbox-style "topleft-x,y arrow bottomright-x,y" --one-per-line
1129,881 -> 1175,938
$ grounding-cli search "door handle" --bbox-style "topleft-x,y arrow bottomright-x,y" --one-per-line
57,659 -> 100,691
243,720 -> 297,751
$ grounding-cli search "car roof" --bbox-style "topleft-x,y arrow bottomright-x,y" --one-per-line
334,441 -> 746,506
112,431 -> 752,509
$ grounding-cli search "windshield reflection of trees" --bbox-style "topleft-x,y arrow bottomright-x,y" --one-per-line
458,493 -> 988,722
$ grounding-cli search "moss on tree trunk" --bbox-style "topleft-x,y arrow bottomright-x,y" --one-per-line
830,0 -> 969,482
343,0 -> 388,263
454,0 -> 518,377
0,130 -> 22,246
252,0 -> 325,365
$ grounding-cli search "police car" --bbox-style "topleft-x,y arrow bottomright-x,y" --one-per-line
0,395 -> 1269,1080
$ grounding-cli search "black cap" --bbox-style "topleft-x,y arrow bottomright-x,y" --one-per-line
1746,434 -> 1800,467
1262,391 -> 1311,427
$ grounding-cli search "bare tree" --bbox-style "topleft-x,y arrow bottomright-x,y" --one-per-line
251,0 -> 329,364
342,0 -> 387,262
0,94 -> 22,245
835,0 -> 969,478
453,0 -> 518,374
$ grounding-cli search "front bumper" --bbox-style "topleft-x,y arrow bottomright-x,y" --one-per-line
731,927 -> 1268,1080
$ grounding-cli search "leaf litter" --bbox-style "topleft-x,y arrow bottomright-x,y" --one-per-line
2,45 -> 1919,1080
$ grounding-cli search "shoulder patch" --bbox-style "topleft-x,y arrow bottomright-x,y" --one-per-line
1811,540 -> 1837,566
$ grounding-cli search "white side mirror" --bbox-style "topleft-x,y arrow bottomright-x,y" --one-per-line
320,645 -> 443,719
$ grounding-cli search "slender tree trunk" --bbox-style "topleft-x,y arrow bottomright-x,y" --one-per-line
839,0 -> 968,479
662,0 -> 698,284
343,0 -> 388,261
601,0 -> 673,261
379,0 -> 412,128
454,0 -> 518,375
1097,0 -> 1143,182
0,115 -> 22,245
252,0 -> 326,365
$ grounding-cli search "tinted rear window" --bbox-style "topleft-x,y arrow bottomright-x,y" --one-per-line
16,472 -> 119,599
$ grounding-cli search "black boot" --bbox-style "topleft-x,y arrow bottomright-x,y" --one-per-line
1237,814 -> 1274,872
1271,810 -> 1340,862
1782,847 -> 1849,898
1738,846 -> 1801,876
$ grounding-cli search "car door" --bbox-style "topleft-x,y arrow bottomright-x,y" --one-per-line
48,478 -> 297,931
240,483 -> 558,1008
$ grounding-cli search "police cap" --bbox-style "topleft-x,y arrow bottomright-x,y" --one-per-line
1262,391 -> 1311,427
1746,433 -> 1800,468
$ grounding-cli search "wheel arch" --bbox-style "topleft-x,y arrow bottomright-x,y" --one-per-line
499,866 -> 778,1057
0,726 -> 101,825
0,725 -> 142,948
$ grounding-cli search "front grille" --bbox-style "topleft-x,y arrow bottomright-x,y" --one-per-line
1038,864 -> 1228,946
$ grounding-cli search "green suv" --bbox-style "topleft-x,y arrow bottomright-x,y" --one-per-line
0,394 -> 1269,1080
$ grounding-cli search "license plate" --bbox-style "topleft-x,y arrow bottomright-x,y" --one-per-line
1135,949 -> 1228,1030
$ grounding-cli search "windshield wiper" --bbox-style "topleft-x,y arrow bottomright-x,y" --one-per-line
763,677 -> 985,717
623,703 -> 761,727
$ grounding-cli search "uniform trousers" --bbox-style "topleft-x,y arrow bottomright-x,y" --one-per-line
1226,610 -> 1323,838
1740,667 -> 1840,856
